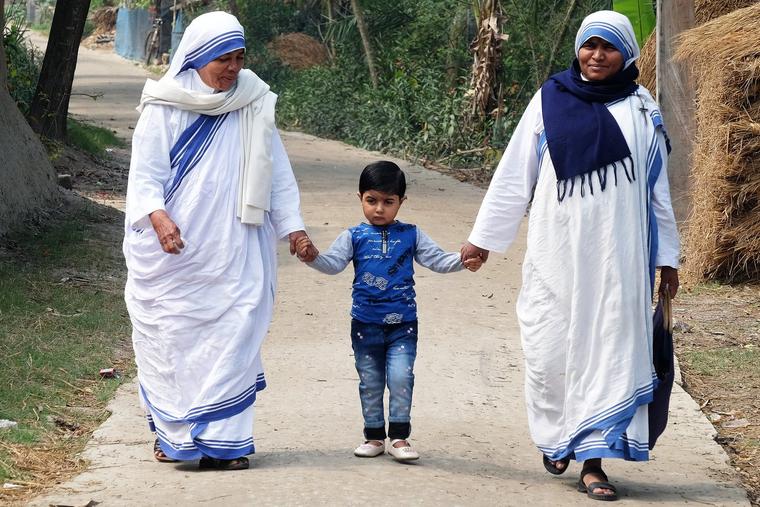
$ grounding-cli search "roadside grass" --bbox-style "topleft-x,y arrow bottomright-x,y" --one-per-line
675,283 -> 760,506
67,117 -> 125,156
683,347 -> 760,377
30,22 -> 51,35
0,197 -> 131,503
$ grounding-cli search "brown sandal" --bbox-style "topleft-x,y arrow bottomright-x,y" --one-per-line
154,438 -> 178,463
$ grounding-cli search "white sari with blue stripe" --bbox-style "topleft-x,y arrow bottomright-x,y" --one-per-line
468,86 -> 679,462
123,67 -> 304,460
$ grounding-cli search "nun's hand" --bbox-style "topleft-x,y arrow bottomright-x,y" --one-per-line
289,231 -> 305,255
461,241 -> 489,265
659,266 -> 679,299
150,209 -> 184,255
289,230 -> 318,261
295,236 -> 319,262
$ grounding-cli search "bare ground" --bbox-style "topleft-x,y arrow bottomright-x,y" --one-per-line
11,37 -> 756,505
673,283 -> 760,506
424,159 -> 760,506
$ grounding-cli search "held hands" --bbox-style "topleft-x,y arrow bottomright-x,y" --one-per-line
463,256 -> 483,272
150,210 -> 184,255
289,230 -> 319,262
658,266 -> 679,299
461,241 -> 489,272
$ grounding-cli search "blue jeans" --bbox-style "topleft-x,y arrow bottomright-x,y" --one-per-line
351,319 -> 418,440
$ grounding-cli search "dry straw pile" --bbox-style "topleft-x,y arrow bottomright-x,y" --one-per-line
636,0 -> 757,97
674,2 -> 760,281
637,34 -> 656,93
91,6 -> 118,32
268,33 -> 329,70
694,0 -> 759,23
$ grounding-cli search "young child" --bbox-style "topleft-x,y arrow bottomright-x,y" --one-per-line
295,161 -> 481,461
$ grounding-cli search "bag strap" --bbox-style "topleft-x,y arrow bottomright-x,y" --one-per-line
662,283 -> 673,334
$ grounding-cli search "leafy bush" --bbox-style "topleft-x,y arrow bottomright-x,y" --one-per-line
2,6 -> 42,115
240,0 -> 612,174
250,0 -> 488,162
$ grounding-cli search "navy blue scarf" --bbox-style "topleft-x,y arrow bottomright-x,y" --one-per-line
541,60 -> 639,201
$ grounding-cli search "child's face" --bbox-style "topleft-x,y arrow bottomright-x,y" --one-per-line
359,190 -> 405,226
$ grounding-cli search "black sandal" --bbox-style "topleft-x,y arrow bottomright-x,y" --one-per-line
577,466 -> 618,501
198,456 -> 249,471
153,438 -> 178,463
543,454 -> 570,475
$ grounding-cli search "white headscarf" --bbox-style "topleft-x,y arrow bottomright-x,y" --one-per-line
137,11 -> 276,226
165,11 -> 244,80
574,10 -> 641,69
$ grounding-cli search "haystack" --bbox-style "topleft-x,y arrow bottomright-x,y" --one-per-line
675,3 -> 760,282
268,33 -> 329,70
637,33 -> 656,94
91,6 -> 118,32
694,0 -> 759,23
636,0 -> 757,96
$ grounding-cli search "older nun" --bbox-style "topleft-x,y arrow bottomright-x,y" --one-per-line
123,11 -> 315,470
462,11 -> 680,500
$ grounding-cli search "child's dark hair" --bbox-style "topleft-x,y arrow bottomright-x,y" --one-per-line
359,161 -> 406,197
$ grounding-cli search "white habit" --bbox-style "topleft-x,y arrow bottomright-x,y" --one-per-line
469,87 -> 679,461
123,12 -> 304,460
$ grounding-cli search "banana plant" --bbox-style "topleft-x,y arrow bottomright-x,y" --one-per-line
467,0 -> 508,121
613,0 -> 656,47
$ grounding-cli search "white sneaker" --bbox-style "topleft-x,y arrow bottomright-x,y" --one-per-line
387,439 -> 419,461
354,440 -> 385,457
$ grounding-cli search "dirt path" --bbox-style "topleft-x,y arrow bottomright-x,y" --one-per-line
29,39 -> 750,506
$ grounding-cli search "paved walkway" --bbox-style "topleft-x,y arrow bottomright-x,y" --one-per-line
29,37 -> 750,507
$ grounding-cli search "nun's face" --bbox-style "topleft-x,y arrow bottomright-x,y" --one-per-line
578,37 -> 624,81
197,48 -> 245,91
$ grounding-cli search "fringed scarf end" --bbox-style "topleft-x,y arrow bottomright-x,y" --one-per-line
556,157 -> 634,203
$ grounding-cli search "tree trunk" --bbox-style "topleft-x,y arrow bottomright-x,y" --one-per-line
467,0 -> 507,121
227,0 -> 239,18
542,0 -> 577,82
0,6 -> 7,90
323,0 -> 336,61
28,0 -> 92,141
445,7 -> 468,90
0,4 -> 60,237
350,0 -> 379,88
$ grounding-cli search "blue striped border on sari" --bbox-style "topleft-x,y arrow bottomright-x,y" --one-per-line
165,112 -> 230,204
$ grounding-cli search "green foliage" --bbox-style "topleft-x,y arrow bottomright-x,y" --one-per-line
280,60 -> 474,158
613,0 -> 656,47
89,0 -> 118,10
28,0 -> 55,33
82,18 -> 95,39
67,118 -> 126,155
239,0 -> 616,172
503,0 -> 611,90
235,1 -> 310,86
2,6 -> 42,115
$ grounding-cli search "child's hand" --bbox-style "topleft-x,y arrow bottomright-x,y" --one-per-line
463,256 -> 483,272
296,236 -> 319,262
